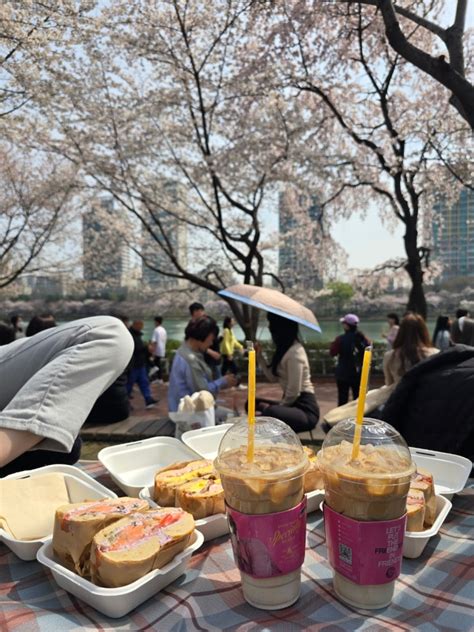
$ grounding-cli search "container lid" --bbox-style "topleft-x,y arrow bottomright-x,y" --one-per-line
318,418 -> 414,478
214,416 -> 308,479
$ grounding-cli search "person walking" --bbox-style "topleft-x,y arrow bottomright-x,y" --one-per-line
150,315 -> 167,383
254,313 -> 319,433
127,320 -> 158,408
220,317 -> 244,377
432,315 -> 451,351
330,313 -> 370,406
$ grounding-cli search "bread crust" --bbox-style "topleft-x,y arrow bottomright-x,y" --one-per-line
176,477 -> 225,519
52,497 -> 148,576
406,488 -> 425,532
411,467 -> 436,527
302,447 -> 324,493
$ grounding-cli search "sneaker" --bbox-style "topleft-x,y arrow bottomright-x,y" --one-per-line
146,398 -> 159,408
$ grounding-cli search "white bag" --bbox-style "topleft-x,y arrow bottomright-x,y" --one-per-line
169,408 -> 215,439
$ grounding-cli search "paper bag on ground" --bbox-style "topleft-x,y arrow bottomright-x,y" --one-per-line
169,390 -> 216,438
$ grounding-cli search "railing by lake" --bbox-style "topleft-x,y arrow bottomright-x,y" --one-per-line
164,344 -> 387,378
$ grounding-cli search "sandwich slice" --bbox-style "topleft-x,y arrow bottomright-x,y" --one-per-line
410,468 -> 437,527
303,446 -> 324,493
175,475 -> 224,519
406,488 -> 425,532
90,508 -> 195,587
154,460 -> 214,506
53,497 -> 149,576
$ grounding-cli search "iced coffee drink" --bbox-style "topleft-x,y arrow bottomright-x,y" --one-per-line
319,418 -> 415,610
217,445 -> 307,515
214,417 -> 309,610
320,440 -> 414,521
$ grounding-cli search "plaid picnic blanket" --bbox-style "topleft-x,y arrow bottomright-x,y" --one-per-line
1,463 -> 473,631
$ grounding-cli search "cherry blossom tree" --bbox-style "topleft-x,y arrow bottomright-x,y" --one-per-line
0,1 -> 90,286
339,1 -> 474,129
264,1 -> 473,318
0,143 -> 76,288
33,0 -> 341,337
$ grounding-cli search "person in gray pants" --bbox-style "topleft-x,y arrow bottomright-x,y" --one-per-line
0,316 -> 133,475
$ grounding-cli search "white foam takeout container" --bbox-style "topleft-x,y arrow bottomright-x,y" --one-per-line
139,486 -> 229,542
181,424 -> 325,514
403,494 -> 452,559
98,437 -> 202,497
181,423 -> 233,460
36,530 -> 204,618
409,447 -> 472,499
0,464 -> 117,561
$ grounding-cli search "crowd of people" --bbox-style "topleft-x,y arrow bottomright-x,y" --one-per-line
0,302 -> 473,476
327,307 -> 474,464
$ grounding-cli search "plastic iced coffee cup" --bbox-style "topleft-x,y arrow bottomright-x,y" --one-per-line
214,417 -> 309,610
318,418 -> 415,609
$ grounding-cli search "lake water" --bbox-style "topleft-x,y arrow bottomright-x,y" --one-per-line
142,317 -> 437,344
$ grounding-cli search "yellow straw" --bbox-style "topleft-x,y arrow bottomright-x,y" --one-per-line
351,346 -> 373,461
246,341 -> 256,462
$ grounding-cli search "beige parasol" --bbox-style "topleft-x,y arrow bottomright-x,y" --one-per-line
218,284 -> 321,332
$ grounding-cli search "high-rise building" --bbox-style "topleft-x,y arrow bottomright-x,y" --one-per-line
142,182 -> 187,290
82,197 -> 132,290
278,189 -> 323,289
432,188 -> 474,279
17,273 -> 66,298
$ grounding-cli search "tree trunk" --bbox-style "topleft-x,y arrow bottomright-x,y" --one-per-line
403,219 -> 427,319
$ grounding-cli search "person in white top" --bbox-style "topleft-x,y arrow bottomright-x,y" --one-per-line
382,312 -> 400,349
254,313 -> 319,433
150,316 -> 167,383
432,315 -> 451,351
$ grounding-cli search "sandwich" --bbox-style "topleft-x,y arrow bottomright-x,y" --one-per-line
175,475 -> 225,519
53,497 -> 149,576
90,508 -> 195,587
303,446 -> 324,493
406,488 -> 425,532
154,460 -> 214,507
410,468 -> 437,527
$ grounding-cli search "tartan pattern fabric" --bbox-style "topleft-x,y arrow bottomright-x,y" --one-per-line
1,463 -> 473,631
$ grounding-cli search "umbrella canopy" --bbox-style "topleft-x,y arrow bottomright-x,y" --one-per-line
218,284 -> 321,333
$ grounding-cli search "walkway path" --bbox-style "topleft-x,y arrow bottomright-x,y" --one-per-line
80,376 -> 384,447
